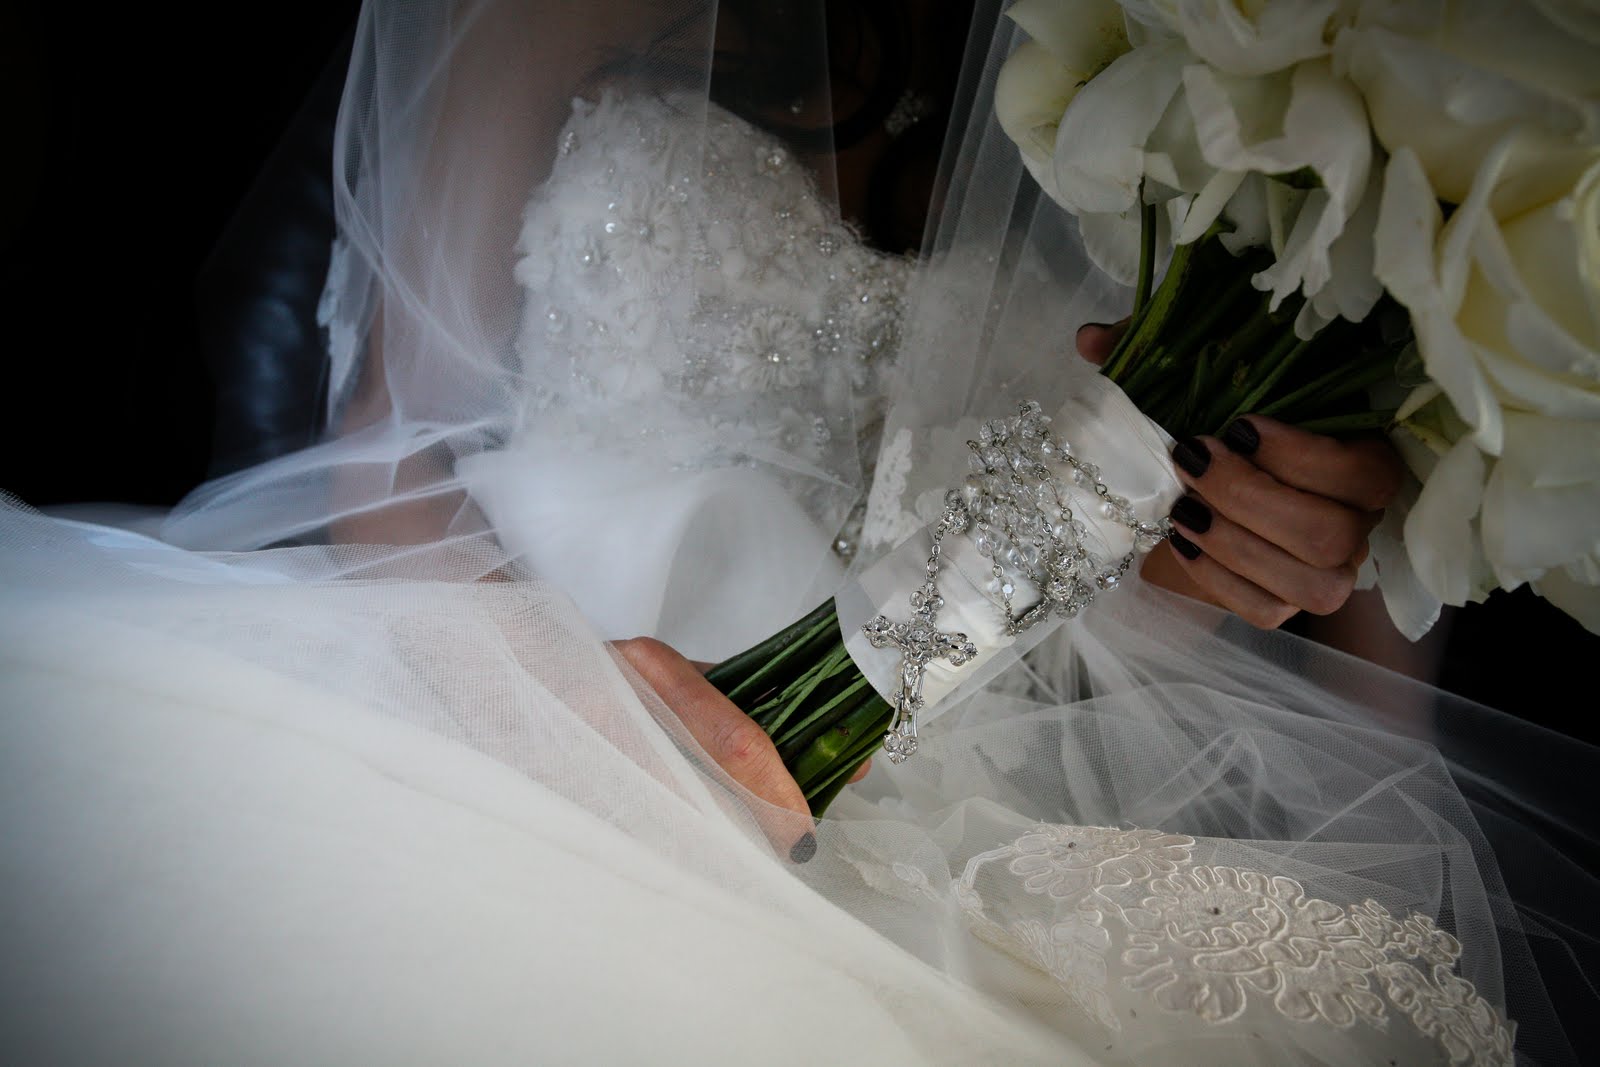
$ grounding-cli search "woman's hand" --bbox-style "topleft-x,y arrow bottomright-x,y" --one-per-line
1076,322 -> 1404,629
614,637 -> 822,863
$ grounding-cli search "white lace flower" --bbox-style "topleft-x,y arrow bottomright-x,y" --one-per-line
726,309 -> 813,390
1120,865 -> 1387,1028
1378,961 -> 1515,1067
1004,825 -> 1195,899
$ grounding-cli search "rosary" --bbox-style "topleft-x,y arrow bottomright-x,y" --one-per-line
865,401 -> 1170,762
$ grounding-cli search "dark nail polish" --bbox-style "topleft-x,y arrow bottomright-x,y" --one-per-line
1169,531 -> 1202,561
1172,437 -> 1211,478
1170,495 -> 1212,535
789,831 -> 817,864
1220,419 -> 1260,456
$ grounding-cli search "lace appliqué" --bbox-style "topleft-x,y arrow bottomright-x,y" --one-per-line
861,427 -> 920,551
932,824 -> 1513,1066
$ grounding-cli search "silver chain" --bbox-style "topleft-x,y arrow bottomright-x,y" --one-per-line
865,401 -> 1170,763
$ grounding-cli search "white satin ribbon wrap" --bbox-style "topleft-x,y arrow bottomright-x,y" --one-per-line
841,373 -> 1182,719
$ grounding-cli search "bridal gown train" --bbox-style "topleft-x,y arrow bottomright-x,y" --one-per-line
2,2 -> 1594,1064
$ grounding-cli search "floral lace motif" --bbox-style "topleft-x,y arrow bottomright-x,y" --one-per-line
914,824 -> 1514,1066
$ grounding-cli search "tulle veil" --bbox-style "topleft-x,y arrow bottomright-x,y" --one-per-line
1,0 -> 1595,1063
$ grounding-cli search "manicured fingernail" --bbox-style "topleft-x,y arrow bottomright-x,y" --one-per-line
1172,437 -> 1211,478
789,832 -> 817,864
1169,531 -> 1202,561
1170,495 -> 1212,535
1220,419 -> 1260,456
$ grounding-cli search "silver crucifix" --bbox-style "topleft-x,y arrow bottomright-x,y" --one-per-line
863,604 -> 977,763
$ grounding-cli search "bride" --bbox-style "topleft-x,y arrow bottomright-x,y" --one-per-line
2,0 -> 1594,1063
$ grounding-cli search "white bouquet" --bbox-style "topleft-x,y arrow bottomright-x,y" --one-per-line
993,0 -> 1600,637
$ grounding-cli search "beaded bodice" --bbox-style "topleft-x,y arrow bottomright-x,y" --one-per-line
512,91 -> 909,483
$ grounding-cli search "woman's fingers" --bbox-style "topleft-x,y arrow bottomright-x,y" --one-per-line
1170,435 -> 1379,570
1168,491 -> 1362,620
1074,320 -> 1129,367
1217,416 -> 1402,513
614,638 -> 816,861
1070,317 -> 1402,630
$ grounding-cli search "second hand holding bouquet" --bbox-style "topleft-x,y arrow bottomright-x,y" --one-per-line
993,0 -> 1600,637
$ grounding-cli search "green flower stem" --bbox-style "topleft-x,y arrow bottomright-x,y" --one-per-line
1294,409 -> 1398,434
1219,333 -> 1314,429
757,644 -> 852,738
707,598 -> 894,816
794,697 -> 896,809
1175,342 -> 1216,432
1113,232 -> 1257,427
1102,227 -> 1211,383
773,671 -> 874,751
1133,200 -> 1158,317
707,598 -> 836,704
1254,344 -> 1404,421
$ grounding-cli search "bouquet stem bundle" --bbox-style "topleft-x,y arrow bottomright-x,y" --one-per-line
1104,212 -> 1409,441
705,599 -> 892,815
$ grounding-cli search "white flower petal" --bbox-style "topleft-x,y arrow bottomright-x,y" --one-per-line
1218,173 -> 1272,252
1170,0 -> 1341,76
1117,0 -> 1182,43
1497,414 -> 1600,490
1309,168 -> 1385,324
1184,59 -> 1370,305
1403,437 -> 1494,606
1078,208 -> 1146,286
1174,168 -> 1245,244
1533,567 -> 1600,636
1007,0 -> 1131,71
1496,155 -> 1600,351
1394,381 -> 1443,427
1368,477 -> 1445,639
1418,314 -> 1504,456
1480,304 -> 1600,420
1481,425 -> 1600,585
1335,21 -> 1600,215
994,41 -> 1087,188
1374,148 -> 1505,455
1529,0 -> 1600,43
1051,40 -> 1191,215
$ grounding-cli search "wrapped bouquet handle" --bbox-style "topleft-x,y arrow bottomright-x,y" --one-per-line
710,372 -> 1182,809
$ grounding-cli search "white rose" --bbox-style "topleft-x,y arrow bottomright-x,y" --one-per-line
1336,0 -> 1600,217
1377,145 -> 1600,632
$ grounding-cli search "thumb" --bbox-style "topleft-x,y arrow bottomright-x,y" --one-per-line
1074,318 -> 1129,367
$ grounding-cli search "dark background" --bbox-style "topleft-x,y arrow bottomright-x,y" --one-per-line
2,3 -> 362,506
2,3 -> 1595,747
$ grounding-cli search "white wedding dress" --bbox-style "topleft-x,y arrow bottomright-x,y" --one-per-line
1,2 -> 1591,1064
